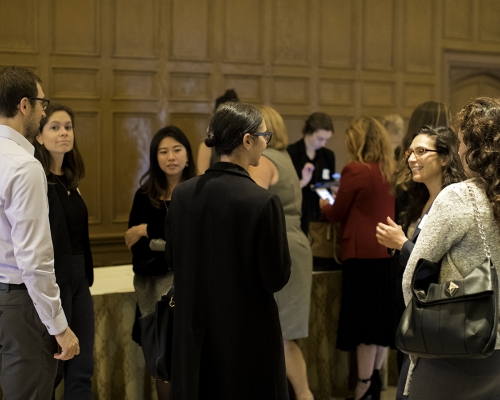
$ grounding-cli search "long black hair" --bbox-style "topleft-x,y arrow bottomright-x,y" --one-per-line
140,126 -> 197,208
401,126 -> 465,229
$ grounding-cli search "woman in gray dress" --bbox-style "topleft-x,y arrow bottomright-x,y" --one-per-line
401,97 -> 500,399
249,106 -> 314,400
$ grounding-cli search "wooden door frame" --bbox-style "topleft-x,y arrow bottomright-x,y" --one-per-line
442,51 -> 500,103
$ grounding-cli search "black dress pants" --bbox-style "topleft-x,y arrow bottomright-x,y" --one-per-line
54,254 -> 94,400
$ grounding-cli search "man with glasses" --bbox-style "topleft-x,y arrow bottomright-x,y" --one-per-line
0,66 -> 80,399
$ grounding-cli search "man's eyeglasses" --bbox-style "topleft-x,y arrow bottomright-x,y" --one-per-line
29,97 -> 50,111
253,131 -> 273,144
405,147 -> 439,159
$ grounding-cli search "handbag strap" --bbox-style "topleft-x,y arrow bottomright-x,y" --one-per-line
467,183 -> 492,260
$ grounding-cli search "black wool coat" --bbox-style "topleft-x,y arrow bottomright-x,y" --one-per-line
165,162 -> 291,400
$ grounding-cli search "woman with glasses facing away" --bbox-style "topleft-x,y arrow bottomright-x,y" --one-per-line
165,101 -> 291,400
375,126 -> 466,399
320,117 -> 395,400
248,106 -> 315,400
34,104 -> 94,399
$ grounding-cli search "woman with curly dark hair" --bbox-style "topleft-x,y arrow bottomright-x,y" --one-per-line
376,125 -> 466,268
398,97 -> 500,399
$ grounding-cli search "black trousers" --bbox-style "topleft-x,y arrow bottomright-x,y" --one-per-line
0,286 -> 58,400
54,254 -> 94,400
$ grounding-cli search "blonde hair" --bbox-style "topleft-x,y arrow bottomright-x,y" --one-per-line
345,116 -> 394,182
259,106 -> 288,150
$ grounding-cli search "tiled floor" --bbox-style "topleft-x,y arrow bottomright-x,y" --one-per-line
331,385 -> 397,400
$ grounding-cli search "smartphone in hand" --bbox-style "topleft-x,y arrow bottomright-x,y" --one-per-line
315,188 -> 335,205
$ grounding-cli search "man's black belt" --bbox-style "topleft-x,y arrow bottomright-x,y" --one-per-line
0,283 -> 27,291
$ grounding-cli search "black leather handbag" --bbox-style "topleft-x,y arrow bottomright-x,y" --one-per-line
138,285 -> 175,381
396,184 -> 499,359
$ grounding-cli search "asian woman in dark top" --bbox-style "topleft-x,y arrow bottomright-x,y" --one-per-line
34,104 -> 94,400
287,112 -> 336,234
165,101 -> 291,400
125,125 -> 197,400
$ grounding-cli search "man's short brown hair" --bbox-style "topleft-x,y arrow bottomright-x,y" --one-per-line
0,66 -> 42,118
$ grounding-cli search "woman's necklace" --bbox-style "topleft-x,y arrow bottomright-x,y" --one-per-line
54,174 -> 71,196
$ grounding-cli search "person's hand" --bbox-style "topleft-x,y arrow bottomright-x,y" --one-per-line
54,326 -> 80,360
125,224 -> 147,249
300,162 -> 315,188
375,216 -> 407,250
319,198 -> 331,208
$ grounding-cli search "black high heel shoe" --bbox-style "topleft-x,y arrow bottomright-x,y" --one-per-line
370,370 -> 381,400
345,377 -> 372,400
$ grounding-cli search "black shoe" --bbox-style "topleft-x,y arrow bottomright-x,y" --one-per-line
345,377 -> 372,400
370,370 -> 381,400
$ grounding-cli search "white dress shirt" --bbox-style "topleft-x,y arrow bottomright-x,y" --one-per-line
0,124 -> 67,335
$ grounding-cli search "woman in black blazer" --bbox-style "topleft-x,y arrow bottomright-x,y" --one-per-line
165,102 -> 292,400
34,104 -> 94,399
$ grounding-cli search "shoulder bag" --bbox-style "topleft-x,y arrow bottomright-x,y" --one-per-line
396,184 -> 498,358
138,285 -> 175,381
308,221 -> 342,271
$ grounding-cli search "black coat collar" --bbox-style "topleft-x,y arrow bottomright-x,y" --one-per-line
207,161 -> 255,182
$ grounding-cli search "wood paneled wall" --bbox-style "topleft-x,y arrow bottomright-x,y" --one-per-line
2,0 -> 500,265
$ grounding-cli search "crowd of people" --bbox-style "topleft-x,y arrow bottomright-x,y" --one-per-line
2,65 -> 500,400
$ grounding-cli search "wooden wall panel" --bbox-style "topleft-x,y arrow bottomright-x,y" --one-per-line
170,73 -> 211,101
112,113 -> 155,222
112,0 -> 158,58
4,0 -> 500,266
75,112 -> 101,224
51,68 -> 100,99
112,70 -> 157,100
362,82 -> 395,107
319,0 -> 353,68
319,79 -> 354,106
52,0 -> 99,55
273,77 -> 309,104
443,0 -> 473,40
403,84 -> 434,107
170,0 -> 210,60
362,0 -> 395,71
224,75 -> 262,103
479,0 -> 500,42
224,0 -> 262,63
0,1 -> 36,52
404,0 -> 434,73
273,0 -> 309,66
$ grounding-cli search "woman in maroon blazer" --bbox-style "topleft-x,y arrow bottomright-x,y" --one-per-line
321,116 -> 395,400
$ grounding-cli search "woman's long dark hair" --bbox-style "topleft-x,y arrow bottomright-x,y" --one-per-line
140,126 -> 197,208
392,102 -> 452,194
35,103 -> 85,189
457,97 -> 500,223
401,126 -> 466,229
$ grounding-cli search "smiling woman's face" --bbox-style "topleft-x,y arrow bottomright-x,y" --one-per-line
407,134 -> 445,187
36,110 -> 74,158
157,136 -> 188,178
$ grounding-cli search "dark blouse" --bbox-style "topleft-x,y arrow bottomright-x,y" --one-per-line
128,189 -> 169,276
46,174 -> 94,286
51,174 -> 86,254
287,138 -> 336,234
